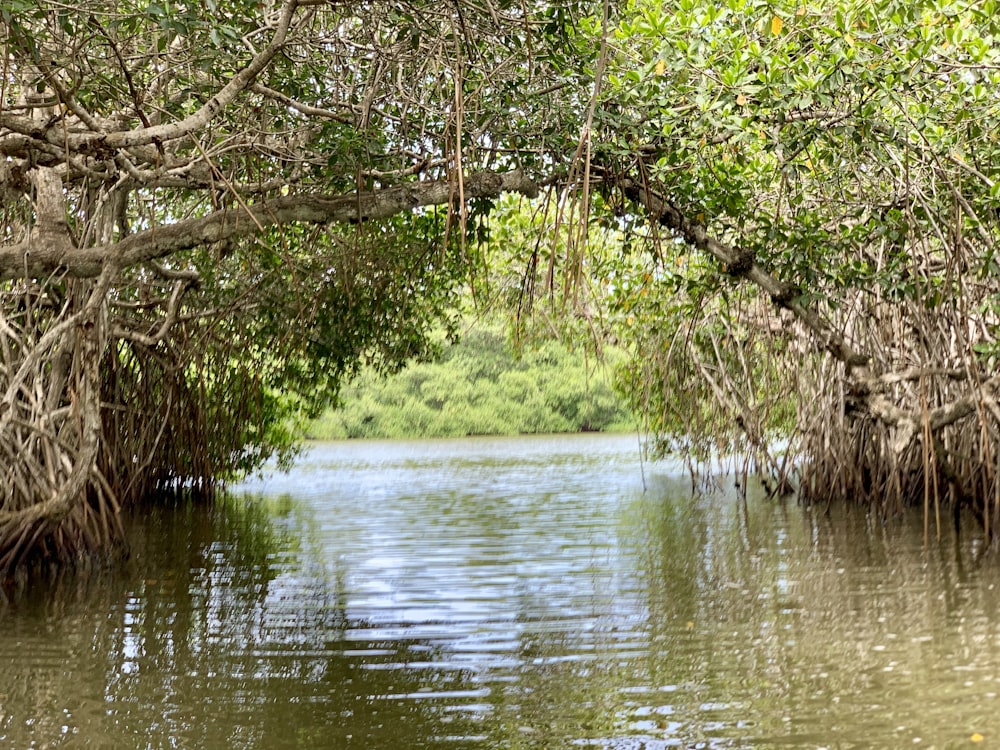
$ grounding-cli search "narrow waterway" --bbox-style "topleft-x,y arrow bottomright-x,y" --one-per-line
2,434 -> 1000,748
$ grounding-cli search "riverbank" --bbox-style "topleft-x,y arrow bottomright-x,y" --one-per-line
306,326 -> 635,440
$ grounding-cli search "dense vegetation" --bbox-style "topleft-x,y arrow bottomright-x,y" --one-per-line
307,325 -> 632,440
3,0 -> 1000,565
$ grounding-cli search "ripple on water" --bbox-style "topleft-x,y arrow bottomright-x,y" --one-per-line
4,435 -> 1000,749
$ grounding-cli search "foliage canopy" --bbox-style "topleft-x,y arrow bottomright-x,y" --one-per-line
4,0 -> 1000,564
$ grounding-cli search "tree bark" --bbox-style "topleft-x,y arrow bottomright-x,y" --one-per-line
612,171 -> 998,461
0,171 -> 539,280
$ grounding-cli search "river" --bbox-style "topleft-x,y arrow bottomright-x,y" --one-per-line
2,433 -> 999,748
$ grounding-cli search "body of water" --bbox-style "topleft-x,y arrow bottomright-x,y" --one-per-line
2,434 -> 999,748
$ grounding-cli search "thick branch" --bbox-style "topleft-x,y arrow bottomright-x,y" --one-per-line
614,173 -> 1000,456
0,170 -> 539,280
0,0 -> 299,157
28,167 -> 74,255
616,175 -> 871,371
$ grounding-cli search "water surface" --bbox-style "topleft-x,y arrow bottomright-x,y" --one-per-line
2,434 -> 999,749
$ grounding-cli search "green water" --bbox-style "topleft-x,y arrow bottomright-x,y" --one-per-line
1,434 -> 999,749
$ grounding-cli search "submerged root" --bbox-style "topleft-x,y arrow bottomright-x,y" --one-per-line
797,357 -> 1000,540
0,273 -> 128,570
0,476 -> 123,571
0,405 -> 124,570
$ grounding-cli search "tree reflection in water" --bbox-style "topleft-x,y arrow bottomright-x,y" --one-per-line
2,435 -> 1000,749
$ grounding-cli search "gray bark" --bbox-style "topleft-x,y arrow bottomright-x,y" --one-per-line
0,171 -> 539,280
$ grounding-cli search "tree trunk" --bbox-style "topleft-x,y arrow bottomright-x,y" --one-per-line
0,168 -> 121,569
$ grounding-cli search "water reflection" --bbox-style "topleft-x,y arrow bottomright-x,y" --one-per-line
624,477 -> 1000,748
2,435 -> 1000,748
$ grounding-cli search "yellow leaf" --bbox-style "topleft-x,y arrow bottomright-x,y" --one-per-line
771,15 -> 783,34
655,59 -> 666,76
736,93 -> 747,106
971,733 -> 984,743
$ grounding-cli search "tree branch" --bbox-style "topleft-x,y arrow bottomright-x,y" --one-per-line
614,175 -> 871,371
612,172 -> 1000,457
1,0 -> 300,157
0,170 -> 539,280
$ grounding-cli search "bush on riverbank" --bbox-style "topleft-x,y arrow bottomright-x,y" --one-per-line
306,327 -> 633,440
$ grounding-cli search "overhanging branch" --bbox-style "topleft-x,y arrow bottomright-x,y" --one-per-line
615,175 -> 871,371
0,0 -> 301,157
613,172 -> 1000,456
0,170 -> 539,280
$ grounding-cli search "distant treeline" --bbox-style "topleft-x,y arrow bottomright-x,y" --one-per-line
307,327 -> 633,440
